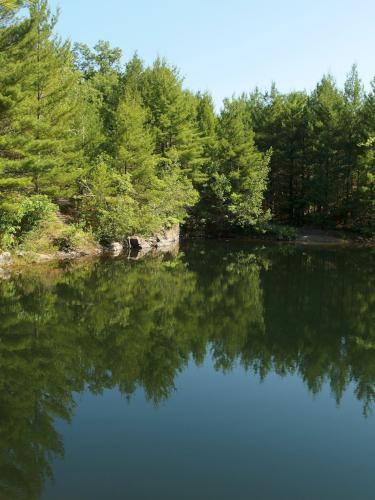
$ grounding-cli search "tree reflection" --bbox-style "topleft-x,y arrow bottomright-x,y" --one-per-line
0,243 -> 374,498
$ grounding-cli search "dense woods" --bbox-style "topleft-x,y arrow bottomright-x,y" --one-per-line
0,1 -> 374,253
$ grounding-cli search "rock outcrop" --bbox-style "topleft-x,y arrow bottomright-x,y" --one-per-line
128,225 -> 180,250
0,252 -> 12,266
103,242 -> 124,256
0,226 -> 181,274
0,268 -> 11,280
155,225 -> 180,247
127,235 -> 155,250
0,252 -> 12,279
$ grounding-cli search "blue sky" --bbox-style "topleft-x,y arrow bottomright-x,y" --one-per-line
49,0 -> 375,106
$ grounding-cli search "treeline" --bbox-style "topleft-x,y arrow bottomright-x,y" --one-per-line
0,1 -> 374,252
249,75 -> 375,228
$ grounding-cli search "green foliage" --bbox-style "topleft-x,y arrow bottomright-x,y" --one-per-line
80,158 -> 138,241
195,97 -> 270,233
73,40 -> 123,153
80,156 -> 198,240
154,163 -> 199,229
20,214 -> 98,255
1,0 -> 374,246
0,0 -> 84,200
248,67 -> 374,232
259,223 -> 297,241
0,194 -> 56,248
141,58 -> 205,183
0,193 -> 97,255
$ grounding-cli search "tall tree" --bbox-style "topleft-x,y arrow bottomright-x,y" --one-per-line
141,58 -> 204,182
0,0 -> 83,201
202,97 -> 270,232
73,40 -> 123,153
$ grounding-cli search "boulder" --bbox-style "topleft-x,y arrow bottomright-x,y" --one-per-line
155,225 -> 180,246
105,242 -> 124,256
0,252 -> 12,266
127,236 -> 157,250
33,253 -> 56,263
128,225 -> 180,250
0,268 -> 11,280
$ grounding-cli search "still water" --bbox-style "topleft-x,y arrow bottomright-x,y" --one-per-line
0,241 -> 374,500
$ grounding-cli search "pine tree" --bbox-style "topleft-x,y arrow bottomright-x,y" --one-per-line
0,0 -> 22,19
247,85 -> 285,218
204,97 -> 270,231
306,75 -> 345,222
122,52 -> 144,95
340,65 -> 366,223
74,40 -> 123,153
114,55 -> 155,186
196,91 -> 217,176
113,87 -> 161,225
358,79 -> 375,230
0,0 -> 83,201
141,58 -> 204,182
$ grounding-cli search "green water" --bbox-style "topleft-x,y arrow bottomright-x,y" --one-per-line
0,241 -> 374,500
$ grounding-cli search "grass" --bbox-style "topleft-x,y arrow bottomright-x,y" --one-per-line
19,214 -> 100,257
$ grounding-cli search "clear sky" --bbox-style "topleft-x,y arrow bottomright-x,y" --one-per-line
49,0 -> 375,106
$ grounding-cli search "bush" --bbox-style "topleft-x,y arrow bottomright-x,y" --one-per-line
80,160 -> 198,241
20,214 -> 98,255
258,223 -> 297,241
0,195 -> 57,249
80,161 -> 139,242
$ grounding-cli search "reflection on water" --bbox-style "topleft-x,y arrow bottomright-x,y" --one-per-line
0,242 -> 374,499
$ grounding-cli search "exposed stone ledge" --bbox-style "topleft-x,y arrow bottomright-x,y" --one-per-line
0,225 -> 180,277
102,242 -> 124,256
128,225 -> 180,250
128,241 -> 179,260
0,252 -> 12,277
0,252 -> 12,266
28,248 -> 103,263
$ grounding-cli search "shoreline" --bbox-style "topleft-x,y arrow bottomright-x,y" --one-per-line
0,227 -> 373,277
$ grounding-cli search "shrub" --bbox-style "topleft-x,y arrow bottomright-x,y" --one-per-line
0,195 -> 57,249
80,161 -> 138,242
257,223 -> 297,241
20,214 -> 99,255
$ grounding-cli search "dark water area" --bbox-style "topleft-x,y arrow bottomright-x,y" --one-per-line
0,241 -> 374,500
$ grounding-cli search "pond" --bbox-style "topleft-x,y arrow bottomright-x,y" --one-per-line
0,241 -> 374,500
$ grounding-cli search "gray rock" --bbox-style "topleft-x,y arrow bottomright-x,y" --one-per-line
128,225 -> 180,250
0,267 -> 11,280
106,242 -> 124,256
33,253 -> 56,263
0,252 -> 12,266
155,225 -> 180,246
127,236 -> 156,250
127,247 -> 153,260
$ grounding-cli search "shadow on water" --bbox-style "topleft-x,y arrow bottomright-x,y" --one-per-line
0,241 -> 374,499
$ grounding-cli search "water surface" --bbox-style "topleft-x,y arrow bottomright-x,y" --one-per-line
0,241 -> 374,500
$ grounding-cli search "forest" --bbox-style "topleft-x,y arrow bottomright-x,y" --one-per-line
0,0 -> 374,255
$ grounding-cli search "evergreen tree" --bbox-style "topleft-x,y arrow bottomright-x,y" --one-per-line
248,85 -> 309,222
358,79 -> 375,230
0,0 -> 82,200
112,86 -> 161,230
73,40 -> 123,153
204,97 -> 270,231
141,58 -> 204,182
340,65 -> 367,223
196,91 -> 218,176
